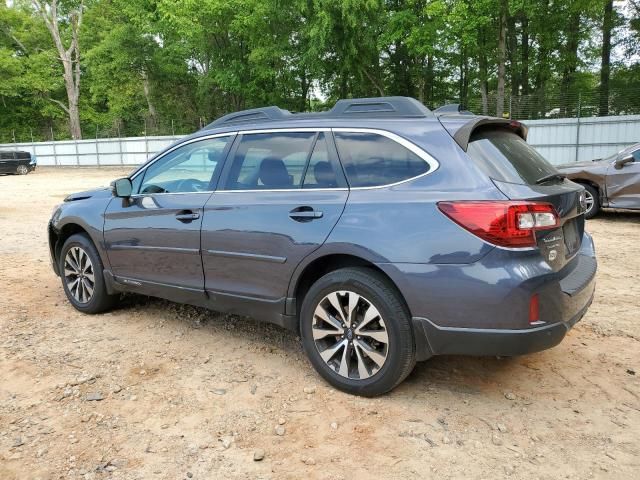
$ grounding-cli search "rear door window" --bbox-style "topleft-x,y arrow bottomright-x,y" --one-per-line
333,132 -> 430,187
467,129 -> 559,185
224,132 -> 317,190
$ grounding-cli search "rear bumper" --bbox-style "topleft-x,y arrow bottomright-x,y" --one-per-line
413,285 -> 593,358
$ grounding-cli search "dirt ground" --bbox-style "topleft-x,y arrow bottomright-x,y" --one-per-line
0,167 -> 638,480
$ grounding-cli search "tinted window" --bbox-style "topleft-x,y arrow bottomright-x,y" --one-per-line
303,133 -> 339,189
225,132 -> 316,190
139,136 -> 231,194
334,132 -> 429,187
631,149 -> 640,162
467,129 -> 558,185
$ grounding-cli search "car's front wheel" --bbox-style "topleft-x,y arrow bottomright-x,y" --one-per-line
59,233 -> 117,314
16,164 -> 29,175
300,267 -> 416,396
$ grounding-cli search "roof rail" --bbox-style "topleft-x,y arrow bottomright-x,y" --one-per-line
202,96 -> 432,130
329,96 -> 431,118
433,104 -> 474,116
204,106 -> 291,129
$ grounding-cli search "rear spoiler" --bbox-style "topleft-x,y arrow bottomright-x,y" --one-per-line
439,116 -> 529,151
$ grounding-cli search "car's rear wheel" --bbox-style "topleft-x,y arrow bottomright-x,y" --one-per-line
16,165 -> 29,175
583,184 -> 600,219
300,267 -> 415,396
59,233 -> 117,314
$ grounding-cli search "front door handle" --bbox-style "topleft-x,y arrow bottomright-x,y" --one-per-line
289,206 -> 323,222
175,210 -> 200,222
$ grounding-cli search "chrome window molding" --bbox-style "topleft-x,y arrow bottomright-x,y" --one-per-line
215,188 -> 349,193
215,127 -> 439,193
238,127 -> 331,134
332,127 -> 440,191
129,190 -> 215,198
129,132 -> 236,182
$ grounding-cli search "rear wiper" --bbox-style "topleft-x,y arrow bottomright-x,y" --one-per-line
535,173 -> 566,184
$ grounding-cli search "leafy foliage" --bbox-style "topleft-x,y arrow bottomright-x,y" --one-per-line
0,0 -> 637,141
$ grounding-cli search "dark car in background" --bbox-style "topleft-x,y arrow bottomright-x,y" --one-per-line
48,97 -> 596,396
0,150 -> 36,175
557,143 -> 640,218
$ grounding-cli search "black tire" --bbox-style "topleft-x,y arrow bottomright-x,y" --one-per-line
300,267 -> 416,396
59,233 -> 117,314
16,165 -> 29,175
583,184 -> 600,219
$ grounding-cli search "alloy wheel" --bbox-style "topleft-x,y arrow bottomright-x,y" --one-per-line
312,290 -> 389,380
64,246 -> 95,304
584,189 -> 594,215
17,165 -> 28,175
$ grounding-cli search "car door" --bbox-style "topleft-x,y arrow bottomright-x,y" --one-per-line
605,147 -> 640,208
201,129 -> 349,318
103,134 -> 234,302
0,152 -> 13,173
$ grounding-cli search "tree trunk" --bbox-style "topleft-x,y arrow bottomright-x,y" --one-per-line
141,70 -> 157,130
508,14 -> 519,98
496,0 -> 508,118
426,54 -> 434,105
560,11 -> 581,117
599,0 -> 614,116
478,30 -> 489,115
521,15 -> 530,96
33,1 -> 83,140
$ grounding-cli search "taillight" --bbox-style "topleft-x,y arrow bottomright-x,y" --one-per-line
437,201 -> 559,248
529,294 -> 540,324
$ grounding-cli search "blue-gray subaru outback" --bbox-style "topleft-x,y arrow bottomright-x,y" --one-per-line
48,97 -> 596,396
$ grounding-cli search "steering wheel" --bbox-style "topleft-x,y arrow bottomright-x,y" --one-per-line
175,178 -> 208,193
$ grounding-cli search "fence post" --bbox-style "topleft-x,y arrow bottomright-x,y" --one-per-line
575,93 -> 582,162
144,119 -> 149,160
51,126 -> 58,166
117,124 -> 124,165
95,126 -> 100,166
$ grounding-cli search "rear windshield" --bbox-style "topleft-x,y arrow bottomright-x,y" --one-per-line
466,129 -> 559,185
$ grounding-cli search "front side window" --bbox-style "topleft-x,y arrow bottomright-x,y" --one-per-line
225,132 -> 317,190
139,136 -> 231,194
334,132 -> 430,187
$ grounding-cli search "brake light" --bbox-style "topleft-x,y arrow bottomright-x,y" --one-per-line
437,201 -> 559,248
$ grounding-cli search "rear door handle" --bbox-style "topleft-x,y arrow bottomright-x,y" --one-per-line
175,210 -> 200,222
289,206 -> 323,222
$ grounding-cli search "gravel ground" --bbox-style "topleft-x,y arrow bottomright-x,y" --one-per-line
0,167 -> 639,480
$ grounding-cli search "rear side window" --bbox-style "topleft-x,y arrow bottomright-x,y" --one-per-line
467,129 -> 559,185
334,132 -> 430,187
225,132 -> 316,190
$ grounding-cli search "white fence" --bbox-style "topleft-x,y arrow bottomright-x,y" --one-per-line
526,114 -> 640,164
0,135 -> 184,167
1,115 -> 639,167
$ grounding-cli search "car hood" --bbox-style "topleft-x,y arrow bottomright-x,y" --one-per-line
557,159 -> 606,170
64,187 -> 112,202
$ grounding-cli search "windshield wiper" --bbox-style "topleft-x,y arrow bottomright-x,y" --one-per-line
535,173 -> 566,185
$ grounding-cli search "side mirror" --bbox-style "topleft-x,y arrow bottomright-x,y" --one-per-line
111,177 -> 133,197
614,154 -> 634,170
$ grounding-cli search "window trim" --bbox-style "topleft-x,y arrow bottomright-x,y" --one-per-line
129,133 -> 235,197
218,129 -> 347,192
215,127 -> 439,192
332,128 -> 440,190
